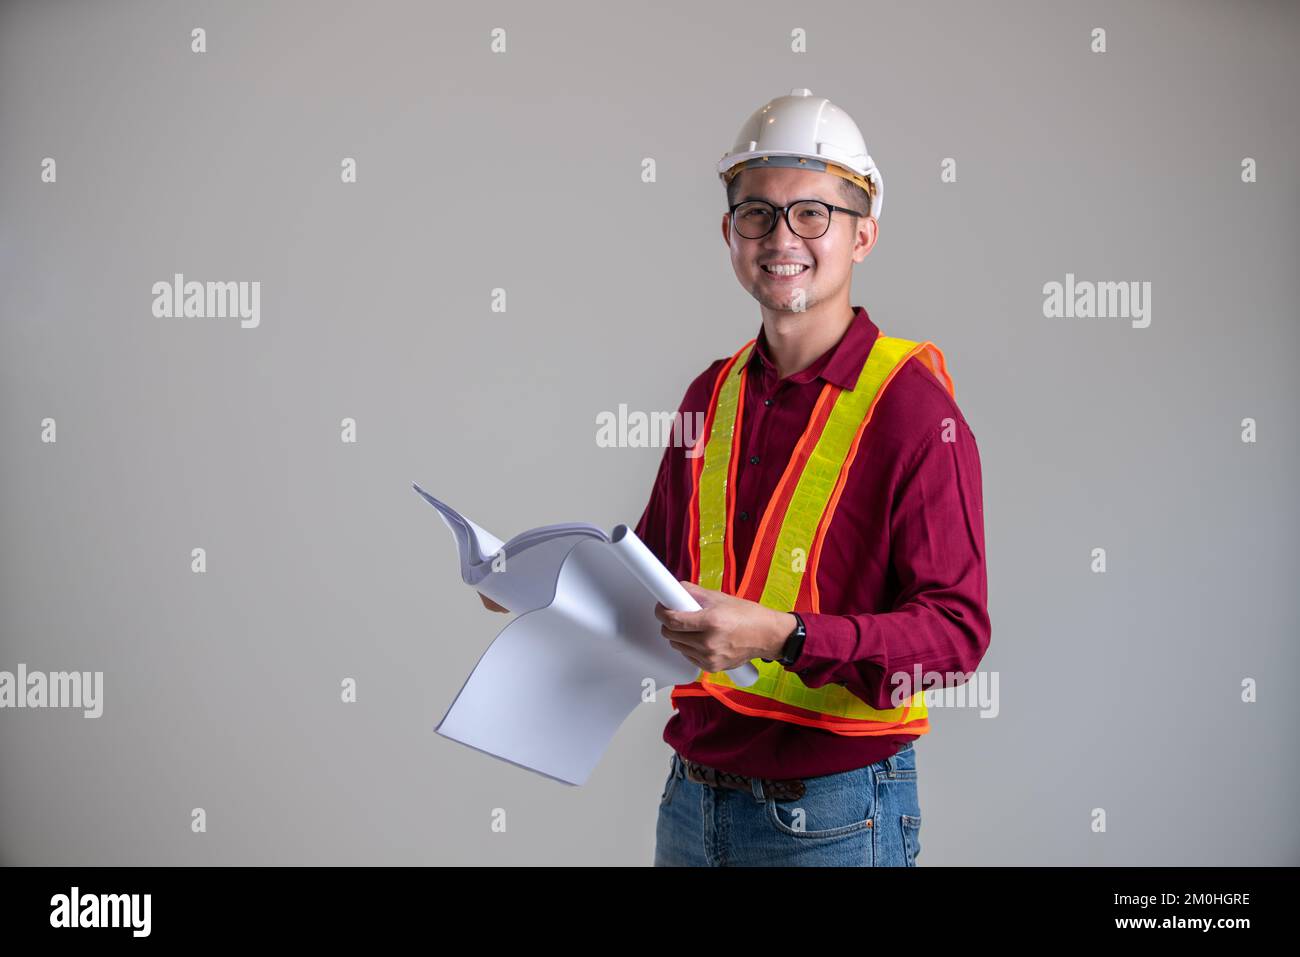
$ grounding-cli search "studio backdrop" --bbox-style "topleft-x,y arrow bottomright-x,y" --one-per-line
1,0 -> 1296,865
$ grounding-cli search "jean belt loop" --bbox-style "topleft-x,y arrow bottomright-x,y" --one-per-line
751,774 -> 765,803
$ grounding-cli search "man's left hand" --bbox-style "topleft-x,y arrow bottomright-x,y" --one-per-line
654,581 -> 796,673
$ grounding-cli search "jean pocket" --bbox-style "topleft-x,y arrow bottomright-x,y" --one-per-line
659,755 -> 680,807
764,767 -> 874,839
901,814 -> 922,865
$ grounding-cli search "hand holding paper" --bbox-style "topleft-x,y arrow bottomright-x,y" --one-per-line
606,525 -> 761,687
653,580 -> 791,677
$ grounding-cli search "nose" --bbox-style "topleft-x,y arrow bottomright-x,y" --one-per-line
761,210 -> 804,247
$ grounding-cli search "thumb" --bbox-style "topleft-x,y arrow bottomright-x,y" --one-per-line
679,580 -> 710,602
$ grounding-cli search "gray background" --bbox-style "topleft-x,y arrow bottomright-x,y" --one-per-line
1,0 -> 1296,865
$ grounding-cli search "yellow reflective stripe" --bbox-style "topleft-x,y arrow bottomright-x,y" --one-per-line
695,342 -> 752,591
706,664 -> 927,723
757,335 -> 920,613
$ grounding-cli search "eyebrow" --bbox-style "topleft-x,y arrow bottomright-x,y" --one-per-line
736,195 -> 834,206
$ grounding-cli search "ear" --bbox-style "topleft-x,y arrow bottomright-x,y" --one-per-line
721,210 -> 732,246
854,216 -> 878,262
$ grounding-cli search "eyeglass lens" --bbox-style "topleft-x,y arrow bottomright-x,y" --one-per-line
734,201 -> 832,239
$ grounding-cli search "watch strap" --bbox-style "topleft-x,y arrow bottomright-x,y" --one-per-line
777,611 -> 807,666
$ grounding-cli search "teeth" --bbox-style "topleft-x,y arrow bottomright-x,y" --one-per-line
764,264 -> 808,275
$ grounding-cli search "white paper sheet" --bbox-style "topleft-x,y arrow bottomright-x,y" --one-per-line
414,484 -> 758,785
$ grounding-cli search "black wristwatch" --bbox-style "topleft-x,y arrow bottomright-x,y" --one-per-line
776,612 -> 807,666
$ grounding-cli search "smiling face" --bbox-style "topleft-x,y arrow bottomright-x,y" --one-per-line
722,165 -> 877,315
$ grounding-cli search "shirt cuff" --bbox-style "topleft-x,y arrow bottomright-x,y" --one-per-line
787,612 -> 875,686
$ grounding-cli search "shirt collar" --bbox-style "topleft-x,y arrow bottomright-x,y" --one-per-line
750,306 -> 880,390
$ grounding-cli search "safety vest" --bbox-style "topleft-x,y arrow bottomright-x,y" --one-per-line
670,328 -> 956,736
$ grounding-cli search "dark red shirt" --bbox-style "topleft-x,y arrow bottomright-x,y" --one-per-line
634,306 -> 991,779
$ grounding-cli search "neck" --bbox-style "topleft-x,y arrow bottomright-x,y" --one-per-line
760,299 -> 857,380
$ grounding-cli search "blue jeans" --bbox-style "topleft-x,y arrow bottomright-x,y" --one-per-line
654,742 -> 922,866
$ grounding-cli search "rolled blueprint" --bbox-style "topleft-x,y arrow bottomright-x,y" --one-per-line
609,525 -> 760,688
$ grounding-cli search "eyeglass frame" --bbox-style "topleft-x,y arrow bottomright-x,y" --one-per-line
727,197 -> 867,240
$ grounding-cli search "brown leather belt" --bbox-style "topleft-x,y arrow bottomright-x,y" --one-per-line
682,756 -> 807,801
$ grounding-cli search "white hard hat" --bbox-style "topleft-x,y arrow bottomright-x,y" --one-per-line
718,88 -> 883,220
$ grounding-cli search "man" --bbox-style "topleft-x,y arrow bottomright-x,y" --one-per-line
635,89 -> 991,866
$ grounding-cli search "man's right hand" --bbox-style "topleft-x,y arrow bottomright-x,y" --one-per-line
478,593 -> 510,613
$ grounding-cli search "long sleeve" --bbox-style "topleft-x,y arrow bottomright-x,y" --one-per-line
634,439 -> 676,573
791,418 -> 991,711
632,361 -> 724,580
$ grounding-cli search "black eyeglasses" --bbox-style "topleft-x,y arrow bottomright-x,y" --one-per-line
728,198 -> 865,240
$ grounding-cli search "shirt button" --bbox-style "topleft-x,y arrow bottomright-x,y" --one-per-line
739,510 -> 749,521
749,455 -> 760,465
764,398 -> 773,407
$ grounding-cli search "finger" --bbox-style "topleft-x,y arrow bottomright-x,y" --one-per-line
662,610 -> 708,633
661,625 -> 707,652
667,639 -> 705,669
478,593 -> 509,613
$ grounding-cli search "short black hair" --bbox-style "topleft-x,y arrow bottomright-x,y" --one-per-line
835,177 -> 874,217
726,168 -> 873,217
